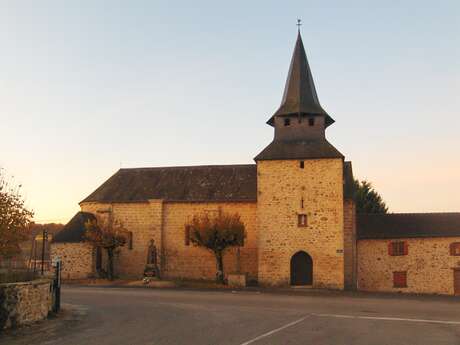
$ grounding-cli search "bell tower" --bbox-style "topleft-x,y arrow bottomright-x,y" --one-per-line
255,31 -> 345,288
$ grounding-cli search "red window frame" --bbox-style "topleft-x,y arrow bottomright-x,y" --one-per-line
450,243 -> 460,256
393,271 -> 407,288
388,241 -> 408,256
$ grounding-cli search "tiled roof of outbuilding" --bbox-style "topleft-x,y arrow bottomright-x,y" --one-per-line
52,212 -> 95,243
357,213 -> 460,239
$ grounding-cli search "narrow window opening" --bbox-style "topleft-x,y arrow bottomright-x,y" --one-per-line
300,161 -> 305,169
301,197 -> 304,209
298,214 -> 307,227
284,118 -> 291,126
308,118 -> 315,126
185,226 -> 191,246
128,231 -> 133,250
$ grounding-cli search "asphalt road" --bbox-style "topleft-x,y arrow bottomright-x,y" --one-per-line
2,286 -> 460,345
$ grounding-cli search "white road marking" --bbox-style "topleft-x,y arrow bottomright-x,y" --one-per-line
239,316 -> 308,345
312,313 -> 460,325
239,313 -> 460,344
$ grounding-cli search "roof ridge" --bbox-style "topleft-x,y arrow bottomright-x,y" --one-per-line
119,164 -> 256,171
358,212 -> 460,216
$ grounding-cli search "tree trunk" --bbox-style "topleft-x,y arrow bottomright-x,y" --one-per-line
107,248 -> 114,281
215,251 -> 224,284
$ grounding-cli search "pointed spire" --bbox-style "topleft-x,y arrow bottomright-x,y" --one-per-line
267,32 -> 334,127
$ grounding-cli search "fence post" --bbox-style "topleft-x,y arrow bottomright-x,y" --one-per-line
52,257 -> 61,313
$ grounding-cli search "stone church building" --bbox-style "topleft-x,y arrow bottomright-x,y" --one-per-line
52,32 -> 460,295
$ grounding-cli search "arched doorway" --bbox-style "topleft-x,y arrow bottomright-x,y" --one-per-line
290,251 -> 313,286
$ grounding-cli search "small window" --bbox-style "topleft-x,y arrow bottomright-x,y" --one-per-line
298,214 -> 307,227
393,271 -> 407,288
450,243 -> 460,256
300,161 -> 304,169
284,118 -> 291,126
308,118 -> 315,126
185,226 -> 191,246
388,241 -> 408,256
128,232 -> 133,250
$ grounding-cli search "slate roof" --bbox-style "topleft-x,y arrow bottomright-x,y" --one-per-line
357,213 -> 460,239
81,162 -> 354,205
81,165 -> 258,204
254,139 -> 344,161
52,212 -> 95,243
343,161 -> 354,200
267,32 -> 334,127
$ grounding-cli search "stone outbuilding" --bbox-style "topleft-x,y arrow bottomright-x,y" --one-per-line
51,32 -> 460,295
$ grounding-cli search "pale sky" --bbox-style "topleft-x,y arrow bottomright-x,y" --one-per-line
1,1 -> 459,224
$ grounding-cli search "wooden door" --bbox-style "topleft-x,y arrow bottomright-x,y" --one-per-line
290,251 -> 313,286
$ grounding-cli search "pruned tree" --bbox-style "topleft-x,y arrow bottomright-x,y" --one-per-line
0,169 -> 34,261
354,179 -> 388,214
84,215 -> 127,280
186,212 -> 245,284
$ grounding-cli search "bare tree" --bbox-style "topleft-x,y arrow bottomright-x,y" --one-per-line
84,215 -> 127,280
186,212 -> 245,284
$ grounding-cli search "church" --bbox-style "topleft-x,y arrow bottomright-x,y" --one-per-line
52,32 -> 460,295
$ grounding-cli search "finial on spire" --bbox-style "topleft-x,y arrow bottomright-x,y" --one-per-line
296,18 -> 302,32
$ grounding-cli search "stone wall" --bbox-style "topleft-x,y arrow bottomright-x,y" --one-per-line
358,237 -> 460,295
80,201 -> 258,281
257,159 -> 345,288
0,279 -> 52,329
343,200 -> 357,290
162,202 -> 257,282
80,201 -> 163,278
51,243 -> 94,280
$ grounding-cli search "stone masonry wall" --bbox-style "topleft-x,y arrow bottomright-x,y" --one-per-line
0,279 -> 52,329
358,237 -> 460,295
51,243 -> 94,280
80,201 -> 163,278
343,200 -> 357,290
257,159 -> 344,288
162,202 -> 257,282
80,201 -> 257,281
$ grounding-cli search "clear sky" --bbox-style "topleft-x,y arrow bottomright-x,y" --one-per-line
1,1 -> 459,223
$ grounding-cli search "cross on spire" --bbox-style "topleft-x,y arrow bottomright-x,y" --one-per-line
297,19 -> 302,32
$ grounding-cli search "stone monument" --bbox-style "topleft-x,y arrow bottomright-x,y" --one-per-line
143,239 -> 160,280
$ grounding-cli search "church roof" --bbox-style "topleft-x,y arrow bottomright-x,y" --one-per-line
81,165 -> 258,204
254,139 -> 344,161
267,32 -> 334,127
357,213 -> 460,239
52,212 -> 95,243
81,162 -> 355,205
343,161 -> 354,200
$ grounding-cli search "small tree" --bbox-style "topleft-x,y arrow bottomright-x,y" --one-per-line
354,179 -> 388,214
186,212 -> 245,284
0,169 -> 34,261
84,215 -> 127,280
